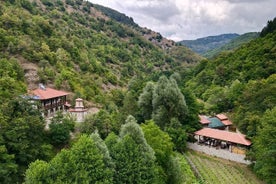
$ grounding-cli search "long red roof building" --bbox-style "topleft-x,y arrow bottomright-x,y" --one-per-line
32,87 -> 69,100
195,128 -> 251,146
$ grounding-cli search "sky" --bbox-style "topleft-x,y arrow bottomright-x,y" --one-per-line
88,0 -> 276,41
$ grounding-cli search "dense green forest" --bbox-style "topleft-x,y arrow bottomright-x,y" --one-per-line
0,0 -> 275,183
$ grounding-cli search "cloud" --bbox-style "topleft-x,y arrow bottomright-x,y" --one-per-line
89,0 -> 276,41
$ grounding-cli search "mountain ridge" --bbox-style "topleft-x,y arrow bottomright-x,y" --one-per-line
179,33 -> 239,55
203,32 -> 259,58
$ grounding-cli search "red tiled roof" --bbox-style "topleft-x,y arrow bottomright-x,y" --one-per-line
216,114 -> 228,120
194,128 -> 251,146
32,87 -> 69,100
199,115 -> 211,125
221,119 -> 233,126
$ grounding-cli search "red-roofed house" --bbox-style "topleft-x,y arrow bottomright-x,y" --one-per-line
31,85 -> 70,117
199,115 -> 211,127
216,114 -> 233,130
194,128 -> 251,154
216,114 -> 228,120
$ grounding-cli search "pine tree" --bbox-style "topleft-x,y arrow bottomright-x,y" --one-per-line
107,115 -> 157,184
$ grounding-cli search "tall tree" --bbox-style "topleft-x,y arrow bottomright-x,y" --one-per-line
106,115 -> 157,184
152,76 -> 188,129
138,82 -> 155,121
141,120 -> 173,167
141,120 -> 174,183
253,107 -> 276,184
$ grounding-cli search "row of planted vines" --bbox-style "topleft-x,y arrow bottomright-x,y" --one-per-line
185,150 -> 264,184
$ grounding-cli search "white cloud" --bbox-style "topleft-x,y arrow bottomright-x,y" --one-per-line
89,0 -> 276,41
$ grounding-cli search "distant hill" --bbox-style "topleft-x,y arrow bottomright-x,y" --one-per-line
178,33 -> 239,55
203,32 -> 259,58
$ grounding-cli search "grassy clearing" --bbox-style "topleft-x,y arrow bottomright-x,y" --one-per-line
185,150 -> 264,184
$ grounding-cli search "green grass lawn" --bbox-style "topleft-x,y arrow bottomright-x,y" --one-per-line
185,150 -> 264,184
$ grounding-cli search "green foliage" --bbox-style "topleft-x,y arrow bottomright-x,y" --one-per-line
186,23 -> 276,181
94,4 -> 138,28
0,98 -> 52,183
234,74 -> 276,137
203,32 -> 259,58
260,17 -> 276,37
152,76 -> 188,128
80,110 -> 121,139
106,115 -> 157,184
138,82 -> 155,120
253,107 -> 276,184
186,150 -> 262,184
141,120 -> 174,183
167,153 -> 197,184
137,75 -> 199,152
167,45 -> 203,64
121,91 -> 139,119
165,118 -> 188,152
187,31 -> 276,114
0,138 -> 17,183
90,131 -> 114,169
179,33 -> 239,55
25,135 -> 113,184
0,58 -> 26,101
141,120 -> 174,166
0,0 -> 198,105
48,112 -> 75,147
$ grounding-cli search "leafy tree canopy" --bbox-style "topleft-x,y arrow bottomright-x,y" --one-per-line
25,135 -> 113,184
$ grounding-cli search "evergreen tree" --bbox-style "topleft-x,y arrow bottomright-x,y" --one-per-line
107,115 -> 157,184
90,131 -> 114,170
138,82 -> 155,121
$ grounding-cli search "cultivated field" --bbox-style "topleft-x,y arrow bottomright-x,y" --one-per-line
185,150 -> 264,184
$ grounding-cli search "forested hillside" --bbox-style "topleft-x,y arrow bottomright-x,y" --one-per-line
203,32 -> 259,58
186,20 -> 276,183
179,33 -> 239,55
0,0 -> 200,103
